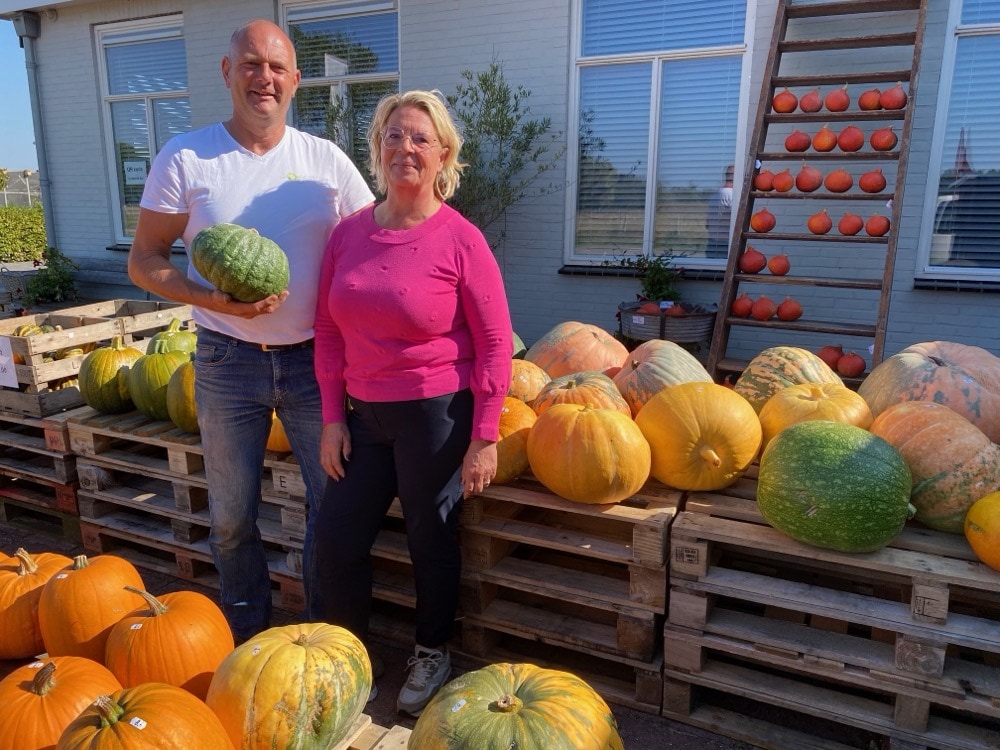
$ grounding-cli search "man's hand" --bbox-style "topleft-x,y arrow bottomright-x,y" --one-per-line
216,290 -> 290,319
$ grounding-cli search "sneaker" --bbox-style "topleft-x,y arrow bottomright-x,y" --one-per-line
367,683 -> 379,704
369,651 -> 385,680
396,645 -> 451,717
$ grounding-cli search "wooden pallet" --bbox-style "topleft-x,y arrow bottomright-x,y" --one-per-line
0,471 -> 78,515
0,494 -> 81,542
663,489 -> 1000,750
349,720 -> 410,750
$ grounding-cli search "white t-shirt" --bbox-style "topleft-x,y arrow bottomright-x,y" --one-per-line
140,123 -> 374,344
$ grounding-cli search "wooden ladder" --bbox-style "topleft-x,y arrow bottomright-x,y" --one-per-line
707,0 -> 929,382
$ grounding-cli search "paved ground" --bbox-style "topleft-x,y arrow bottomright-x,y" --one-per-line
0,517 -> 758,748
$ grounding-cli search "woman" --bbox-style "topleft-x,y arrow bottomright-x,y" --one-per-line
312,90 -> 513,716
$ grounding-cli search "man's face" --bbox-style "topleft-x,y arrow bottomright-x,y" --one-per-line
222,22 -> 301,126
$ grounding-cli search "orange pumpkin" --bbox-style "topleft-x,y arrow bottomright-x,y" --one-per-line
524,322 -> 628,378
0,548 -> 73,659
526,403 -> 650,504
267,411 -> 292,453
0,656 -> 123,750
636,382 -> 762,491
57,682 -> 235,750
495,397 -> 538,485
758,382 -> 873,449
508,359 -> 551,404
868,401 -> 1000,533
612,339 -> 713,417
965,491 -> 1000,571
734,346 -> 842,413
532,371 -> 631,417
38,554 -> 145,662
104,587 -> 235,700
858,341 -> 1000,443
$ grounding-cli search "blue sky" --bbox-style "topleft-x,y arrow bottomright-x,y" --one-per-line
2,22 -> 39,170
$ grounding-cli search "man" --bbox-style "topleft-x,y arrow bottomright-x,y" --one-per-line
128,19 -> 374,641
705,164 -> 735,259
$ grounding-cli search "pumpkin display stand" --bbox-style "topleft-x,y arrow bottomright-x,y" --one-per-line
618,301 -> 717,345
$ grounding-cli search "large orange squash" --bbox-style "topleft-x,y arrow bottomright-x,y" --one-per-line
38,554 -> 145,662
759,381 -> 873,449
869,401 -> 1000,533
532,371 -> 630,417
0,548 -> 72,659
965,491 -> 1000,571
858,341 -> 1000,443
525,322 -> 628,378
612,339 -> 712,417
735,346 -> 842,413
56,682 -> 234,750
508,359 -> 551,404
527,403 -> 650,504
104,587 -> 235,700
0,656 -> 122,750
636,382 -> 762,491
495,397 -> 537,485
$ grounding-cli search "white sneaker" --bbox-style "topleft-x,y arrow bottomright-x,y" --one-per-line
396,645 -> 451,717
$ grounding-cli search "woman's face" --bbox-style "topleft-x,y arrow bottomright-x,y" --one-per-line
380,105 -> 447,195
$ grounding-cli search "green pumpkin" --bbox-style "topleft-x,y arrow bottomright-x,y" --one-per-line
756,420 -> 914,553
149,318 -> 197,353
166,357 -> 199,434
512,332 -> 527,359
78,336 -> 144,414
127,340 -> 191,421
190,223 -> 290,302
409,662 -> 625,750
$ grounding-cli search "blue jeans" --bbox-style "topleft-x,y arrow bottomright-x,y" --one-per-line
194,328 -> 327,640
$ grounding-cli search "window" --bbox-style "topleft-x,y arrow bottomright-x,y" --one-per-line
922,0 -> 1000,276
286,1 -> 399,185
571,0 -> 748,264
97,18 -> 191,241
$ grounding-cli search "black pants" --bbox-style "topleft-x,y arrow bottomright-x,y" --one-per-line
312,389 -> 470,648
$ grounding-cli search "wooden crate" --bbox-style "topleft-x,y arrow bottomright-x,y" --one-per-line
662,487 -> 1000,750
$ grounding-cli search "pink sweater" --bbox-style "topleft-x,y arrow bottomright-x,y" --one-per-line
314,203 -> 513,442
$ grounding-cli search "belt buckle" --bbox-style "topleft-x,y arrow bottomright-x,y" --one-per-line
260,342 -> 279,351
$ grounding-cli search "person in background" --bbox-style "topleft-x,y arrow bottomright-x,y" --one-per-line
312,89 -> 512,716
127,19 -> 374,642
705,164 -> 735,259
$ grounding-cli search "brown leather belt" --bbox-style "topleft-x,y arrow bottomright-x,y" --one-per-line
255,339 -> 314,351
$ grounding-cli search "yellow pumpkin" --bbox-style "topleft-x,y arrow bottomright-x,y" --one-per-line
965,491 -> 1000,571
495,397 -> 537,485
508,359 -> 551,404
267,411 -> 292,453
532,371 -> 631,417
526,403 -> 650,504
758,381 -> 873,448
636,382 -> 761,491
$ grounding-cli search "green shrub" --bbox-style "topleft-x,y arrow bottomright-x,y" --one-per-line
0,204 -> 47,262
23,247 -> 77,307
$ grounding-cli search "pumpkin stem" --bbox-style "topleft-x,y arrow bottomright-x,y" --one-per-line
72,554 -> 91,570
93,695 -> 125,727
110,335 -> 127,350
30,662 -> 58,695
124,585 -> 168,616
699,447 -> 723,468
494,693 -> 523,713
807,385 -> 825,400
295,633 -> 310,646
13,547 -> 39,575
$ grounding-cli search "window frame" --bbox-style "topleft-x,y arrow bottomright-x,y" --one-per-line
565,1 -> 754,267
917,0 -> 1000,281
95,16 -> 189,244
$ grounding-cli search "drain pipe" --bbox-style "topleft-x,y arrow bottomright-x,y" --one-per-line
11,11 -> 57,249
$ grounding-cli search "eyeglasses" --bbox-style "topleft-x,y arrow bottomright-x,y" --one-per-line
381,127 -> 440,152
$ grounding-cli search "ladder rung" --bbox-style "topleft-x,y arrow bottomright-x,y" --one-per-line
779,32 -> 916,54
734,275 -> 883,291
764,111 -> 907,125
773,70 -> 912,87
786,0 -> 921,20
723,318 -> 878,337
757,152 -> 900,163
741,232 -> 890,244
748,192 -> 897,203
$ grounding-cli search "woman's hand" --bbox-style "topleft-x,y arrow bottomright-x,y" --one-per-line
320,422 -> 351,479
462,439 -> 498,498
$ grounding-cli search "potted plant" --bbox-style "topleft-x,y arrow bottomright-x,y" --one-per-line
615,253 -> 716,344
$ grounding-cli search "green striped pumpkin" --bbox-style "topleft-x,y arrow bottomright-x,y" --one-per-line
757,420 -> 913,553
735,345 -> 842,413
149,317 -> 197,353
408,662 -> 625,750
78,336 -> 144,414
190,223 -> 290,303
127,340 -> 190,421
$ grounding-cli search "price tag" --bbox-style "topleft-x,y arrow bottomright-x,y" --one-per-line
0,337 -> 19,389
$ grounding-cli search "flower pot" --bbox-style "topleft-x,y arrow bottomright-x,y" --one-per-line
618,301 -> 717,344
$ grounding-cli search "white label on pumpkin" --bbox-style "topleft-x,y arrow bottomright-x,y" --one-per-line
450,699 -> 467,713
130,717 -> 147,730
130,623 -> 143,630
55,573 -> 69,579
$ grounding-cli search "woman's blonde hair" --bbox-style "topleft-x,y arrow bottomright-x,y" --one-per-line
367,90 -> 465,201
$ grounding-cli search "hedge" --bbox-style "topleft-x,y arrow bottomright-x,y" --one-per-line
0,204 -> 46,262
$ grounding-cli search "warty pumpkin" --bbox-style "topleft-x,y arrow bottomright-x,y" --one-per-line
526,403 -> 650,504
495,396 -> 537,485
190,223 -> 290,303
56,682 -> 235,750
858,341 -> 1000,443
612,338 -> 713,417
868,401 -> 1000,533
127,340 -> 191,421
408,662 -> 625,750
532,371 -> 631,417
635,382 -> 761,491
0,548 -> 73,659
78,336 -> 144,414
759,381 -> 873,449
508,359 -> 551,404
38,554 -> 146,662
205,622 -> 371,750
104,586 -> 234,700
734,345 -> 843,413
166,357 -> 199,434
0,656 -> 122,750
524,321 -> 628,378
